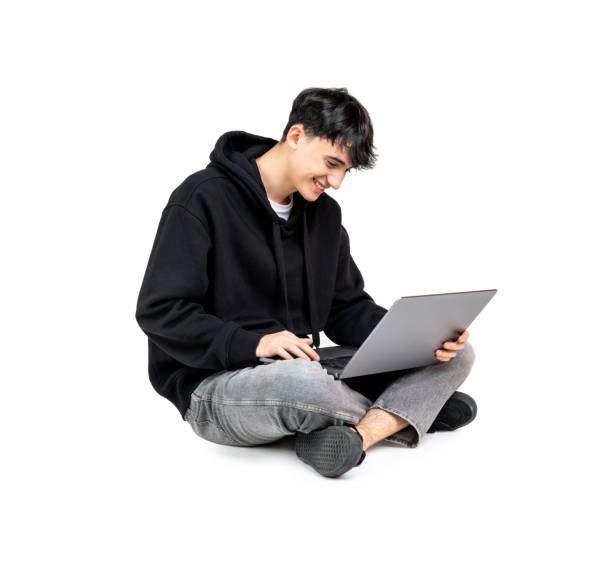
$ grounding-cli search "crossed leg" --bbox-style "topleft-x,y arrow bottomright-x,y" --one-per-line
186,341 -> 475,450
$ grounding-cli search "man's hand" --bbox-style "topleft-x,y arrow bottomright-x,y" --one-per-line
256,330 -> 321,362
435,330 -> 470,362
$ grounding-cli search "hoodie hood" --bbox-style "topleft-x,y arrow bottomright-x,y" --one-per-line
209,130 -> 306,224
208,130 -> 319,347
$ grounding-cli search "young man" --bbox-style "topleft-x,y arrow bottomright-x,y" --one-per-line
135,87 -> 476,478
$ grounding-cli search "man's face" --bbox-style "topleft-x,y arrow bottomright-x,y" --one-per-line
288,127 -> 354,202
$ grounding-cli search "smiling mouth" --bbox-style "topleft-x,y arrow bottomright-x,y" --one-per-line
313,178 -> 325,193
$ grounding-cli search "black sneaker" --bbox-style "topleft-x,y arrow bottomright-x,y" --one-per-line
427,391 -> 477,433
295,425 -> 366,478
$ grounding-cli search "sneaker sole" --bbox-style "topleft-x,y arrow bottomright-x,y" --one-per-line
295,426 -> 365,478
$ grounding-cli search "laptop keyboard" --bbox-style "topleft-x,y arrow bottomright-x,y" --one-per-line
319,355 -> 353,371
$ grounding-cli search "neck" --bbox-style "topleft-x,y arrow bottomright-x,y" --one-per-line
255,143 -> 295,205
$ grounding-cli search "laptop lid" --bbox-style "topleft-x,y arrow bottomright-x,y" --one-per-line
339,289 -> 497,379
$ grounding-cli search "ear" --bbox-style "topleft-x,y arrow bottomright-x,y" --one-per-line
286,124 -> 307,151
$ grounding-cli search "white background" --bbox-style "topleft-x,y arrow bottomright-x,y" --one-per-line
2,1 -> 610,575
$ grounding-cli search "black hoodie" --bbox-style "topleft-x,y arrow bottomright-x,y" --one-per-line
135,130 -> 387,417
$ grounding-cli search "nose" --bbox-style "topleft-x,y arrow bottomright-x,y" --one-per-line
327,171 -> 345,190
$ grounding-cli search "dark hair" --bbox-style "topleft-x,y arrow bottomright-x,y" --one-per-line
280,87 -> 378,171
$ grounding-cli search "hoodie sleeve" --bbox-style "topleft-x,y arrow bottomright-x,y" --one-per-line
323,225 -> 388,346
135,204 -> 262,369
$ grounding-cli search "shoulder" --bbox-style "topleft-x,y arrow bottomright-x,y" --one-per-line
166,165 -> 235,217
168,165 -> 229,203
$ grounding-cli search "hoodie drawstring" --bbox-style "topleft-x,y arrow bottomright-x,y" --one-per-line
271,214 -> 321,351
302,211 -> 321,350
272,221 -> 294,334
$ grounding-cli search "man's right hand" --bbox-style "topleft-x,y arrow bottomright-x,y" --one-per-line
255,330 -> 320,362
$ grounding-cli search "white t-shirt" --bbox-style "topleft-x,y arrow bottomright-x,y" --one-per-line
268,195 -> 293,221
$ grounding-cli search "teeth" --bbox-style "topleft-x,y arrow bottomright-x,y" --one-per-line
314,178 -> 325,191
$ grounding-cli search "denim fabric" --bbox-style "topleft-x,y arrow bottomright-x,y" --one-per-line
185,341 -> 475,448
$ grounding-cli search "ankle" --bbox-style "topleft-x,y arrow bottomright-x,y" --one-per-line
353,425 -> 374,451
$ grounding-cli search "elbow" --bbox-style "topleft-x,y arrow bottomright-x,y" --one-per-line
135,298 -> 151,331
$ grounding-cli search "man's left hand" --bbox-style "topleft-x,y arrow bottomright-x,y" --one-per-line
435,330 -> 470,362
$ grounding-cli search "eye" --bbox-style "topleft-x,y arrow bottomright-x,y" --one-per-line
327,160 -> 352,173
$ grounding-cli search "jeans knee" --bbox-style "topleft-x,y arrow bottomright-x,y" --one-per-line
286,358 -> 359,410
456,340 -> 475,369
291,358 -> 336,395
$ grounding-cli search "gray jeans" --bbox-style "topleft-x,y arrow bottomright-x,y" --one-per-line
185,341 -> 475,448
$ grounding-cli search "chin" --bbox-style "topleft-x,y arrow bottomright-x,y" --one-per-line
296,188 -> 318,202
302,183 -> 324,202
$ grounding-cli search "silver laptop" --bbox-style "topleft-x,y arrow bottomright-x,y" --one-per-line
312,289 -> 497,379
